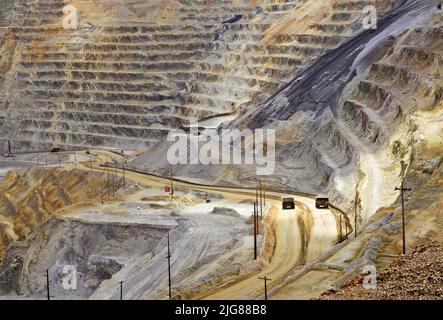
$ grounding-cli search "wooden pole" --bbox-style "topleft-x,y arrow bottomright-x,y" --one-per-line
122,162 -> 126,188
340,213 -> 343,242
258,276 -> 271,300
396,181 -> 412,255
106,159 -> 111,198
263,180 -> 266,207
253,202 -> 257,260
46,269 -> 50,301
167,231 -> 172,299
170,168 -> 174,203
354,193 -> 358,238
259,180 -> 263,218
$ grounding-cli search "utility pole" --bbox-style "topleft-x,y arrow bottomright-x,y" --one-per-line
259,179 -> 263,218
395,180 -> 412,255
119,281 -> 124,300
89,155 -> 93,171
7,138 -> 12,157
45,154 -> 48,167
167,231 -> 172,299
258,276 -> 271,300
45,269 -> 50,301
101,169 -> 106,204
255,189 -> 259,213
253,202 -> 257,260
74,152 -> 77,169
354,193 -> 358,238
57,154 -> 61,168
106,158 -> 111,198
263,179 -> 266,207
112,162 -> 116,197
339,213 -> 343,242
170,168 -> 174,203
122,162 -> 126,188
116,164 -> 119,190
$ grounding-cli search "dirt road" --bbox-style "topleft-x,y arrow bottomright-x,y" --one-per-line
75,153 -> 339,300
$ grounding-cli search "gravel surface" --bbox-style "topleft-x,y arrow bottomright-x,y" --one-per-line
321,242 -> 443,300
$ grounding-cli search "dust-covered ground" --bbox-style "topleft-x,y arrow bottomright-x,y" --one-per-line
320,241 -> 443,300
0,154 -> 257,299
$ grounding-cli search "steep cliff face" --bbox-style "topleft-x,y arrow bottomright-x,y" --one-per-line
333,9 -> 443,226
254,1 -> 441,227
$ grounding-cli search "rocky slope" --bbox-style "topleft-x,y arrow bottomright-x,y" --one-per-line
0,0 -> 441,300
132,0 -> 442,228
0,183 -> 255,299
0,166 -> 117,260
320,242 -> 443,300
0,0 -> 391,151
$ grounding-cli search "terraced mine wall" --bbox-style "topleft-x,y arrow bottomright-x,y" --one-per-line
131,0 -> 442,228
236,0 -> 443,226
1,0 -> 441,243
0,0 -> 391,151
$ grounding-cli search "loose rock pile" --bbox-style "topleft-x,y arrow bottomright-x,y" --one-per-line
321,242 -> 443,300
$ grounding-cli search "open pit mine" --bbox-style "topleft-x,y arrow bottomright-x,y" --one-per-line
0,0 -> 442,301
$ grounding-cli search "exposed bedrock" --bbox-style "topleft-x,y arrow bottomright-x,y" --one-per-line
0,0 -> 392,151
0,167 -> 116,259
0,218 -> 168,298
131,0 -> 442,228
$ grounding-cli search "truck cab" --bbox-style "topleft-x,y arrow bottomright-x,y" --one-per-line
315,197 -> 329,209
282,196 -> 295,210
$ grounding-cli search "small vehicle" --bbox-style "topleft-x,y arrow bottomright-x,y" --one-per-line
51,147 -> 61,153
315,197 -> 329,209
282,196 -> 295,210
